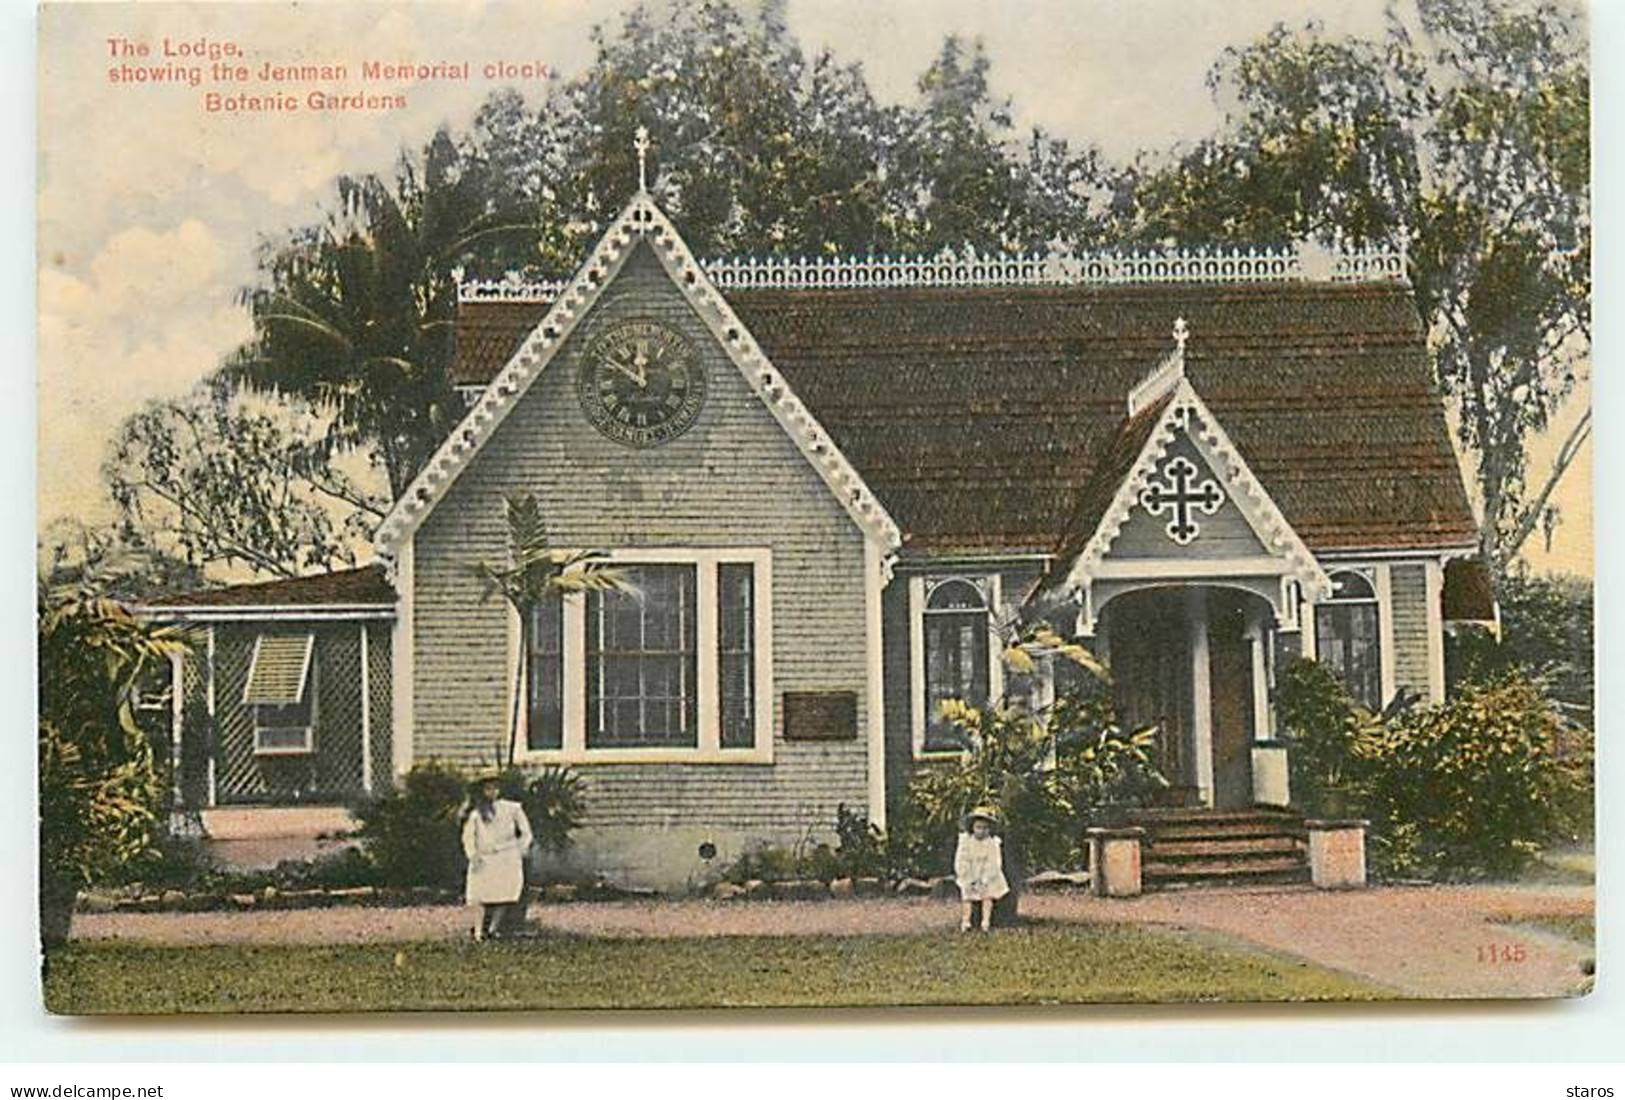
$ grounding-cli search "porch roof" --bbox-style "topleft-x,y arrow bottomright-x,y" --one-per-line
452,281 -> 1479,558
142,563 -> 396,614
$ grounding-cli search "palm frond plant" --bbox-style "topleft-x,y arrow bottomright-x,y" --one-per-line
904,613 -> 1165,921
38,584 -> 191,944
469,493 -> 633,767
226,138 -> 543,499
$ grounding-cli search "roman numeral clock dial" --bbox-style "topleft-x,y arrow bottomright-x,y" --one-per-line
578,319 -> 707,447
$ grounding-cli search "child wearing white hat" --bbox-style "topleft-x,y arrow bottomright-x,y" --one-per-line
954,806 -> 1010,932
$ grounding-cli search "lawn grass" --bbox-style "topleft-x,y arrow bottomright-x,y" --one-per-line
45,923 -> 1384,1014
1491,913 -> 1595,946
1519,848 -> 1595,886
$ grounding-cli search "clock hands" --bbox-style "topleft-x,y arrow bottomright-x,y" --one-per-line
605,346 -> 648,388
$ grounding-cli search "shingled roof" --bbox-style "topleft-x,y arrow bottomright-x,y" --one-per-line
452,281 -> 1478,558
144,563 -> 396,611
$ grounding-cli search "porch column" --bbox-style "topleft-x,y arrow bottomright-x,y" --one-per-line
1185,588 -> 1214,806
1247,605 -> 1290,807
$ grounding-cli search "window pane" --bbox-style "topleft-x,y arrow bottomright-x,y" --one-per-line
587,565 -> 698,748
924,607 -> 988,750
719,563 -> 755,748
527,591 -> 563,750
1316,603 -> 1381,709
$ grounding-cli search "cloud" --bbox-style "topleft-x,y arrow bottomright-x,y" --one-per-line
37,221 -> 252,526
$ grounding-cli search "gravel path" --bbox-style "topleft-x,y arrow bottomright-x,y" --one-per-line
69,883 -> 1593,1000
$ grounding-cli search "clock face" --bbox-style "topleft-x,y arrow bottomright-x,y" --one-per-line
577,319 -> 707,447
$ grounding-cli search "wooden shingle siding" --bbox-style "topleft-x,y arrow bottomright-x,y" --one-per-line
1389,563 -> 1431,699
413,244 -> 872,835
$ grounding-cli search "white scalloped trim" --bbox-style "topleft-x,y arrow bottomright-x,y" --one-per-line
374,192 -> 902,563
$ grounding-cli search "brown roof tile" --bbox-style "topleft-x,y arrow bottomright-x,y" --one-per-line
453,281 -> 1478,557
145,564 -> 395,609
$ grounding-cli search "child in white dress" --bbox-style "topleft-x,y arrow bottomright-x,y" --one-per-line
462,771 -> 534,941
954,806 -> 1009,931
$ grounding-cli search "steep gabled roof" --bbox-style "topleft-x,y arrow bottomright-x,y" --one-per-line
451,280 -> 1478,558
1049,374 -> 1332,602
374,192 -> 902,562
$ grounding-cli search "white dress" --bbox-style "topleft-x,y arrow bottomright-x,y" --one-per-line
462,799 -> 533,905
954,832 -> 1010,902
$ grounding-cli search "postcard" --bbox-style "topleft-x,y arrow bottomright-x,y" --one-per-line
36,0 -> 1593,1014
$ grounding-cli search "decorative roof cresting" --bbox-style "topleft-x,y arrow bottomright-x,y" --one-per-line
460,238 -> 1410,302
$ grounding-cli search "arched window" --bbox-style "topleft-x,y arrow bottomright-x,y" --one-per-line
923,578 -> 991,751
1315,570 -> 1382,708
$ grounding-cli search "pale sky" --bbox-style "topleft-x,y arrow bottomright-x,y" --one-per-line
35,0 -> 1591,575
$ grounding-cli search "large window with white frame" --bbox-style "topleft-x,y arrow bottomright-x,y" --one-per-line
1315,569 -> 1382,709
587,564 -> 699,748
916,576 -> 1000,754
521,549 -> 773,763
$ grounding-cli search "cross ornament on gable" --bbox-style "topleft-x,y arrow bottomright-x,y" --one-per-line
1139,455 -> 1226,545
633,126 -> 651,192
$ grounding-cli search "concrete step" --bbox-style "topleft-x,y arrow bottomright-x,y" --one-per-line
1143,855 -> 1310,880
1139,820 -> 1308,842
1147,836 -> 1303,860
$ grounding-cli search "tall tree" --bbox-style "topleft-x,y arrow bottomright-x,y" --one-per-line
1120,0 -> 1589,575
38,516 -> 202,603
465,0 -> 1108,272
104,379 -> 385,581
228,131 -> 542,498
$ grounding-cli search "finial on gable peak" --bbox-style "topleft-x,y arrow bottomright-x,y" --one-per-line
633,126 -> 651,193
1173,316 -> 1190,354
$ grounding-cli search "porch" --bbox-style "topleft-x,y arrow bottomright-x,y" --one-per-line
1092,584 -> 1294,812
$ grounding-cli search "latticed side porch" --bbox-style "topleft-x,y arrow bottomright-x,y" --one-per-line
175,619 -> 392,809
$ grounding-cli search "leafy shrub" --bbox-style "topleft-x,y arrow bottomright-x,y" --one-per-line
831,803 -> 889,879
354,760 -> 589,888
906,688 -> 1164,875
38,587 -> 186,914
1275,658 -> 1378,817
1280,658 -> 1579,880
879,798 -> 954,881
720,841 -> 811,884
1360,673 -> 1576,880
353,761 -> 469,889
512,766 -> 588,854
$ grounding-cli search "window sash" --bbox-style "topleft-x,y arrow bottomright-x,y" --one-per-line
717,563 -> 755,749
527,591 -> 564,751
1316,602 -> 1382,709
586,565 -> 699,748
253,657 -> 317,755
923,608 -> 989,750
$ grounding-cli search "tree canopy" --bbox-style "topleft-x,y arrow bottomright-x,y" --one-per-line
1122,0 -> 1589,574
91,0 -> 1589,591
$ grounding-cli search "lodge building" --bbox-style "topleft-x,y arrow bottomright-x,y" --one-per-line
145,175 -> 1495,888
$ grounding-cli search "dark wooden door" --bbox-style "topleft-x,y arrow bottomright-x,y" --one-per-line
1108,590 -> 1193,796
1207,594 -> 1255,810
